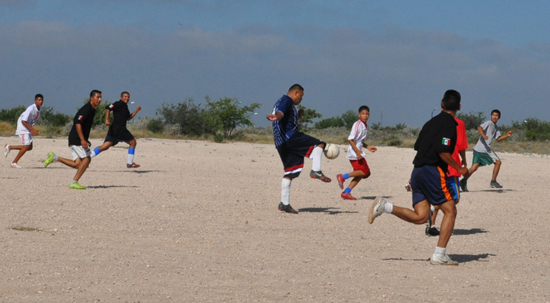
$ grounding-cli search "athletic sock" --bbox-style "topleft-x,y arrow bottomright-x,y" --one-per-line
281,178 -> 291,205
53,155 -> 58,161
342,173 -> 350,179
128,147 -> 135,165
435,246 -> 446,256
90,147 -> 101,158
384,202 -> 394,214
71,180 -> 77,184
311,146 -> 323,171
430,204 -> 435,212
344,187 -> 351,194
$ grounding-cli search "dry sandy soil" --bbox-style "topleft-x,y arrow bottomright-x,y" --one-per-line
0,137 -> 549,302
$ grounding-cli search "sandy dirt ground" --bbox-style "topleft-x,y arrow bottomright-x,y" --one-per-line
0,137 -> 549,302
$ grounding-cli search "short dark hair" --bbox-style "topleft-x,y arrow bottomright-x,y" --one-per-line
288,84 -> 304,92
491,109 -> 501,118
35,94 -> 43,100
441,89 -> 461,111
358,105 -> 370,113
121,91 -> 130,97
90,89 -> 102,98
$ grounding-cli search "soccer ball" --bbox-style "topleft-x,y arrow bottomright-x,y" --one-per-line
324,143 -> 340,159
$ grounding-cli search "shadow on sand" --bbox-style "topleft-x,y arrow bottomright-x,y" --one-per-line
299,207 -> 359,215
382,253 -> 496,264
453,228 -> 488,235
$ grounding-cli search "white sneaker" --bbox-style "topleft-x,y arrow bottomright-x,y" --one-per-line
10,163 -> 22,168
368,196 -> 386,224
4,144 -> 10,158
430,254 -> 459,266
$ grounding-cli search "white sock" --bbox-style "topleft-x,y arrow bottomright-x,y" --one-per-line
281,178 -> 291,205
435,246 -> 446,256
311,146 -> 323,171
128,154 -> 134,165
430,204 -> 435,212
384,202 -> 393,213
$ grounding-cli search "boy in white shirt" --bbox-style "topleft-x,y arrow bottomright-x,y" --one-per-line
336,105 -> 377,200
4,94 -> 43,168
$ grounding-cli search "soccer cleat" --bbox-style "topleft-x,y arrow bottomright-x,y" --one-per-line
337,174 -> 345,189
426,227 -> 440,236
4,144 -> 10,158
278,202 -> 298,214
310,170 -> 331,182
405,182 -> 412,192
368,196 -> 386,224
341,192 -> 357,200
10,163 -> 22,168
69,182 -> 86,190
127,162 -> 140,168
490,180 -> 503,188
460,179 -> 468,192
425,208 -> 434,236
430,254 -> 459,266
44,152 -> 55,168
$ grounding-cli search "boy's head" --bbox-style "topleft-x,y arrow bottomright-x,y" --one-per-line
89,89 -> 102,108
287,84 -> 304,105
491,109 -> 501,123
358,105 -> 370,122
441,89 -> 461,111
121,91 -> 130,103
34,94 -> 44,109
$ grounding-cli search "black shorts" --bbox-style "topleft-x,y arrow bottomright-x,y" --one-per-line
104,131 -> 135,146
276,132 -> 324,179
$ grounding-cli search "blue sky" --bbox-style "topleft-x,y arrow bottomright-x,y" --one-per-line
2,0 -> 550,127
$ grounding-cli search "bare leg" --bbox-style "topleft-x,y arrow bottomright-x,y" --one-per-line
437,200 -> 457,248
11,144 -> 33,163
492,160 -> 502,181
73,157 -> 90,182
391,199 -> 431,224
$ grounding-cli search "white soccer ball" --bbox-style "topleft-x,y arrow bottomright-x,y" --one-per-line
324,143 -> 340,160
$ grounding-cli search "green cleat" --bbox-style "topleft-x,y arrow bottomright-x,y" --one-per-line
69,182 -> 86,190
44,152 -> 55,168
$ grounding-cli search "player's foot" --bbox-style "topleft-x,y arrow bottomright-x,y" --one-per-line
341,192 -> 357,200
337,174 -> 345,189
430,254 -> 459,266
368,196 -> 386,224
405,182 -> 411,192
69,182 -> 86,190
460,179 -> 468,192
10,163 -> 22,168
4,144 -> 10,158
44,152 -> 55,168
278,202 -> 298,214
426,227 -> 440,236
310,170 -> 331,182
127,162 -> 140,168
490,180 -> 503,188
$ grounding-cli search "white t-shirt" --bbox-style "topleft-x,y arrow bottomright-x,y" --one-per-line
16,104 -> 40,135
473,120 -> 501,153
346,120 -> 368,160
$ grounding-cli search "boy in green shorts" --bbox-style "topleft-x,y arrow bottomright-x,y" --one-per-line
460,109 -> 512,190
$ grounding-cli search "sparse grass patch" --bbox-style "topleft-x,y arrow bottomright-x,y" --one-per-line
10,226 -> 41,232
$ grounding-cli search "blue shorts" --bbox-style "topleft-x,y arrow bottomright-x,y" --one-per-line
276,132 -> 324,179
104,132 -> 135,146
410,166 -> 457,206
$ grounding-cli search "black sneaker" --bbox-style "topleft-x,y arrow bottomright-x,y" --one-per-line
310,170 -> 331,182
426,227 -> 440,236
460,179 -> 468,192
278,202 -> 298,214
490,180 -> 503,188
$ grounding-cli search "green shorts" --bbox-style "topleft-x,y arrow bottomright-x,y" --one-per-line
472,150 -> 499,166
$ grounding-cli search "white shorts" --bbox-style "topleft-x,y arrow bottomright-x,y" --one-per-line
70,145 -> 91,160
19,133 -> 33,146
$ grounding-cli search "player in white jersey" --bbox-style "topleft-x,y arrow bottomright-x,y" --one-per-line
336,105 -> 377,200
4,94 -> 43,168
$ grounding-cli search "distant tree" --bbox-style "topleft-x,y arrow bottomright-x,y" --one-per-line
314,110 -> 358,130
0,105 -> 26,124
157,98 -> 213,136
206,96 -> 261,138
512,118 -> 550,141
457,111 -> 485,130
341,110 -> 358,129
38,106 -> 71,127
297,105 -> 322,132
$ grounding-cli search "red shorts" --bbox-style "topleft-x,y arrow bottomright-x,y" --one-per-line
350,158 -> 371,178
